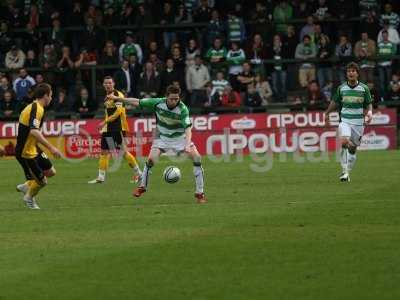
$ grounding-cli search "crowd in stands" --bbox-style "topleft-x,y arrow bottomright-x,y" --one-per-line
1,0 -> 400,119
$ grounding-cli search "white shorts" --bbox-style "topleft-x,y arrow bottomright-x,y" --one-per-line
338,122 -> 364,146
151,136 -> 194,154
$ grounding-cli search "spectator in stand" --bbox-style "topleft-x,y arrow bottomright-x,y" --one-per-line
359,0 -> 379,20
5,45 -> 26,70
236,62 -> 255,93
135,4 -> 155,47
13,68 -> 35,102
293,0 -> 313,19
360,11 -> 380,41
74,47 -> 97,92
300,16 -> 315,42
193,0 -> 212,22
306,80 -> 327,110
183,0 -> 198,19
335,0 -> 356,37
103,6 -> 119,27
313,0 -> 331,21
24,49 -> 39,69
170,46 -> 186,74
138,61 -> 160,99
84,4 -> 103,27
254,74 -> 272,105
120,3 -> 135,26
127,54 -> 142,97
0,90 -> 17,118
206,10 -> 225,48
114,60 -> 134,96
22,23 -> 41,53
354,32 -> 376,84
377,30 -> 397,99
39,44 -> 58,84
226,10 -> 245,44
27,3 -> 40,29
226,42 -> 246,81
380,3 -> 400,29
119,31 -> 143,64
271,34 -> 288,101
205,37 -> 227,75
185,38 -> 201,67
220,85 -> 241,108
0,21 -> 13,55
145,41 -> 165,62
35,73 -> 45,85
148,53 -> 165,74
47,18 -> 65,48
160,2 -> 176,50
316,34 -> 333,90
244,83 -> 262,108
80,17 -> 104,53
57,46 -> 75,93
210,71 -> 229,100
389,72 -> 400,89
53,88 -> 70,113
160,58 -> 183,94
186,55 -> 210,107
387,81 -> 400,102
74,87 -> 96,117
377,20 -> 400,45
367,82 -> 380,105
295,35 -> 317,88
273,1 -> 293,35
175,3 -> 193,43
0,76 -> 11,100
246,34 -> 268,76
100,40 -> 119,77
335,35 -> 353,82
249,1 -> 273,37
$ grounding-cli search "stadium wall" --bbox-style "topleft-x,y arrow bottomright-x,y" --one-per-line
0,109 -> 397,158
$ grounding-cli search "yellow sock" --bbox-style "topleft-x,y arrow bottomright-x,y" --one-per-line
28,180 -> 43,197
124,152 -> 139,169
27,180 -> 35,188
99,154 -> 110,171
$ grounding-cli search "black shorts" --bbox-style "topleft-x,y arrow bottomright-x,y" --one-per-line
16,152 -> 53,181
101,132 -> 126,150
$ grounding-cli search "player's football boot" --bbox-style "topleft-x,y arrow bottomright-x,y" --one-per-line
195,192 -> 208,204
339,172 -> 350,182
88,178 -> 105,184
23,194 -> 40,210
133,186 -> 146,197
130,174 -> 142,183
16,183 -> 29,194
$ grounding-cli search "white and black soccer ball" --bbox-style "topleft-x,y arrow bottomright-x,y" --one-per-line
163,166 -> 181,184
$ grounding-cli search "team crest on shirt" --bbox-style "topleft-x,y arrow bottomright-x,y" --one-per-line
33,118 -> 40,128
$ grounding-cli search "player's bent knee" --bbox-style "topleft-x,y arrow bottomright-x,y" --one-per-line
44,167 -> 56,177
348,146 -> 357,154
341,138 -> 350,148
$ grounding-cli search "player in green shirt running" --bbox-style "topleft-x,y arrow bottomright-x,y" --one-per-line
325,62 -> 373,182
109,85 -> 207,203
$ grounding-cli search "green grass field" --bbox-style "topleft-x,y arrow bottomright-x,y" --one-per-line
1,151 -> 400,300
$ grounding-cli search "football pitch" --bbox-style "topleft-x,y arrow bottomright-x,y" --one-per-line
1,151 -> 400,300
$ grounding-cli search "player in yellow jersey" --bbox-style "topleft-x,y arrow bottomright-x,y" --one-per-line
88,76 -> 142,183
15,83 -> 62,209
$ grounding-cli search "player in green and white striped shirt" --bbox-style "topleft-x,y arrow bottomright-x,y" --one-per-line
325,62 -> 373,182
110,85 -> 207,203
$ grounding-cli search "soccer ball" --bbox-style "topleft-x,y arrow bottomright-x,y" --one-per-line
163,166 -> 181,184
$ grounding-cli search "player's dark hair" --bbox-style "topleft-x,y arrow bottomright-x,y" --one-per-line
33,83 -> 52,99
166,85 -> 181,96
103,76 -> 114,81
346,62 -> 360,74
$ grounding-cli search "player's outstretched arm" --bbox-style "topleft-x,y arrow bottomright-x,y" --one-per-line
324,101 -> 337,125
184,126 -> 193,153
365,104 -> 373,124
30,129 -> 61,158
108,94 -> 140,107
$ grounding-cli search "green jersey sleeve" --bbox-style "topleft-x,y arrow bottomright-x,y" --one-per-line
332,86 -> 342,104
139,98 -> 165,112
364,85 -> 372,107
180,106 -> 192,129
